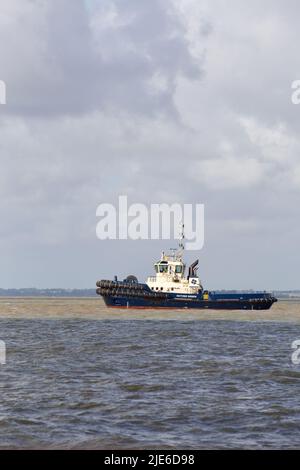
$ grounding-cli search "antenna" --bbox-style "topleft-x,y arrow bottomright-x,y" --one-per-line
178,221 -> 185,257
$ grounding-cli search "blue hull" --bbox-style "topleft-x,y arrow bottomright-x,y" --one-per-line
96,280 -> 277,310
96,281 -> 277,310
102,296 -> 275,310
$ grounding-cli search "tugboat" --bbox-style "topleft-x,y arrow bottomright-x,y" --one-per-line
96,226 -> 277,310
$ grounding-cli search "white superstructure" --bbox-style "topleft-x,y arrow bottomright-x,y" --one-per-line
146,225 -> 203,294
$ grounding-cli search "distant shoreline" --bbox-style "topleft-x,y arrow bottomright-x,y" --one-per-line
1,288 -> 300,300
0,289 -> 97,298
0,297 -> 299,302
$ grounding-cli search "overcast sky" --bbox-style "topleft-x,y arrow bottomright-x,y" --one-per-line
0,0 -> 300,290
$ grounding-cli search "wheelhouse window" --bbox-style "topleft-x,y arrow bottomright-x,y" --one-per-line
159,265 -> 168,273
175,265 -> 182,273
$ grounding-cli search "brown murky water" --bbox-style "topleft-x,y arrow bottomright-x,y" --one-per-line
0,297 -> 300,322
0,298 -> 300,449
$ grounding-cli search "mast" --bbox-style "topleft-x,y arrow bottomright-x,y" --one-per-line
177,222 -> 185,259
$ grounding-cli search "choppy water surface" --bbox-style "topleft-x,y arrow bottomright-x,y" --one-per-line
0,298 -> 300,449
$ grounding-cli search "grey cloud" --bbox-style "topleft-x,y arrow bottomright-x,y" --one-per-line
1,0 -> 300,289
0,0 -> 202,117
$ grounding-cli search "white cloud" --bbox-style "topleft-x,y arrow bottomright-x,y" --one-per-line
240,117 -> 298,164
190,156 -> 263,190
